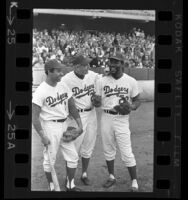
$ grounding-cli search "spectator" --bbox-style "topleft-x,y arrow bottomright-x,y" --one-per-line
90,53 -> 99,68
33,28 -> 155,69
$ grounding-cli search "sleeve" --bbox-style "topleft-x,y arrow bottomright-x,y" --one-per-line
95,76 -> 103,96
94,73 -> 102,92
60,75 -> 73,99
32,86 -> 44,107
130,78 -> 140,98
63,82 -> 73,99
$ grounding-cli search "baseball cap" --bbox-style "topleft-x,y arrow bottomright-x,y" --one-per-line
44,59 -> 64,71
109,52 -> 125,61
72,55 -> 91,66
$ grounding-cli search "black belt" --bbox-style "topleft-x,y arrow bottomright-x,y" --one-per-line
104,109 -> 119,115
78,108 -> 92,113
52,118 -> 67,122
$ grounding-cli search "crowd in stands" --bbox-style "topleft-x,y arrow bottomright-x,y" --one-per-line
33,27 -> 155,68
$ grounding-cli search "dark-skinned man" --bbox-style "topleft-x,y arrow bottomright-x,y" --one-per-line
95,52 -> 141,192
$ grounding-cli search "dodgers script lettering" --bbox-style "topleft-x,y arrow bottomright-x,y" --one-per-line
72,84 -> 95,99
104,85 -> 129,97
46,92 -> 68,107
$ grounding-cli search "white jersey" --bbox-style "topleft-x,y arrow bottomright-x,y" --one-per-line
32,81 -> 72,121
96,73 -> 139,110
62,70 -> 101,109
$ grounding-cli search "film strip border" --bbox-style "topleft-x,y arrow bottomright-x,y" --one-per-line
5,1 -> 182,198
154,8 -> 182,198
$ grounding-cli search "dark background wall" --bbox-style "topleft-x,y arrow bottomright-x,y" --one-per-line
90,67 -> 154,80
34,14 -> 155,35
54,66 -> 155,80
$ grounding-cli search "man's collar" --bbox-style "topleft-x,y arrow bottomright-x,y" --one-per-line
74,71 -> 85,80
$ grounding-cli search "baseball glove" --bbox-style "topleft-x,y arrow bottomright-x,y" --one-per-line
62,127 -> 81,143
113,97 -> 132,115
91,93 -> 102,107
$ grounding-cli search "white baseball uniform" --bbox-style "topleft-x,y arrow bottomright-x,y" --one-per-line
62,70 -> 101,158
96,73 -> 139,167
32,81 -> 79,172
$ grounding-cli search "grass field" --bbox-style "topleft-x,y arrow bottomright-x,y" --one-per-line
31,101 -> 154,192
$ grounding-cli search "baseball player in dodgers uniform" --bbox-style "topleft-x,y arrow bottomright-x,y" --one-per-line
95,52 -> 141,191
32,59 -> 83,192
62,55 -> 101,185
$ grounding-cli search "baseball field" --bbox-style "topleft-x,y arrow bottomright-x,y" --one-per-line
31,101 -> 154,192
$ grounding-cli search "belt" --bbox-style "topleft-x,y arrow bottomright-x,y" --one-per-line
104,109 -> 119,115
52,118 -> 67,123
78,108 -> 92,113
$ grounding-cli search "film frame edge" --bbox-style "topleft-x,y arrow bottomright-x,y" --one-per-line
5,0 -> 182,198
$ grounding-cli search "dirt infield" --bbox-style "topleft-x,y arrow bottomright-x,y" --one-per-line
31,102 -> 154,192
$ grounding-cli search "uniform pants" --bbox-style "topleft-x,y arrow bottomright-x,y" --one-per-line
74,109 -> 98,158
101,112 -> 136,167
41,120 -> 78,172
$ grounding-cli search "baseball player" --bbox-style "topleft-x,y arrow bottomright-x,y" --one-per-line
62,54 -> 101,186
32,59 -> 83,192
94,52 -> 141,191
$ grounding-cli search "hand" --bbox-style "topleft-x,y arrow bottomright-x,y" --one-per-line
76,127 -> 83,136
41,135 -> 50,146
91,94 -> 102,107
129,103 -> 137,111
